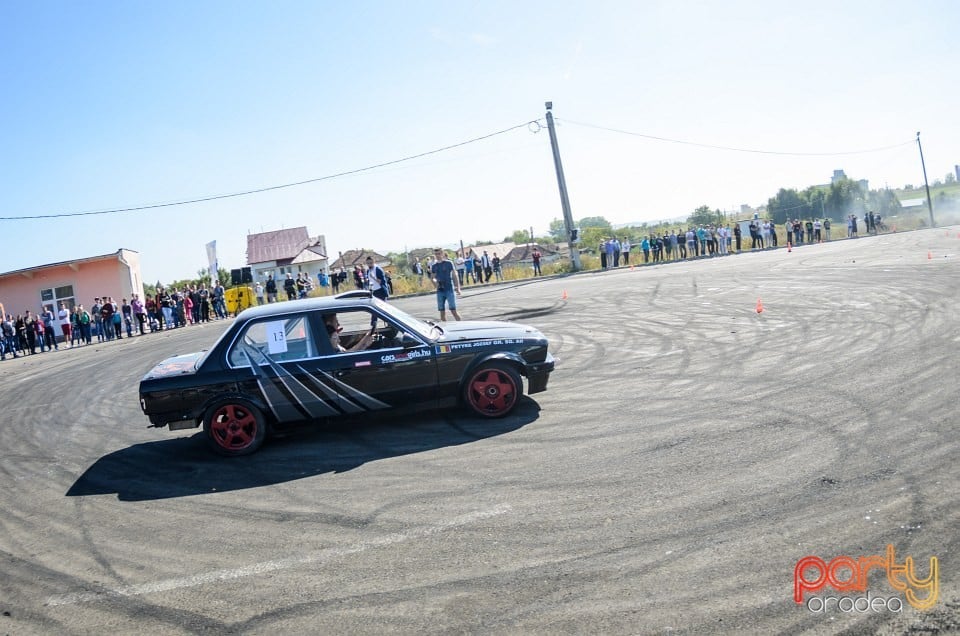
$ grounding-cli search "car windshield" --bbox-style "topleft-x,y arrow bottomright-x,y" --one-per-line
373,298 -> 435,340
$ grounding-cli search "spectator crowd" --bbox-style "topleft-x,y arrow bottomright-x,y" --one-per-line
0,281 -> 235,361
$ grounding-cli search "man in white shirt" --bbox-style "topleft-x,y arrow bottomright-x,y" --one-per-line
365,257 -> 390,301
57,302 -> 72,347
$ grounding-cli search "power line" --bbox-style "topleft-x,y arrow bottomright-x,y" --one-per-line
558,119 -> 915,157
1,120 -> 539,221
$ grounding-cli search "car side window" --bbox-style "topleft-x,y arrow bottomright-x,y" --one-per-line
323,308 -> 407,355
228,315 -> 316,367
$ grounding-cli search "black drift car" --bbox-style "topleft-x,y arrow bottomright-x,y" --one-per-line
139,292 -> 555,456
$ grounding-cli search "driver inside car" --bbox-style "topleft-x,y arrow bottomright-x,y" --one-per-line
323,314 -> 375,353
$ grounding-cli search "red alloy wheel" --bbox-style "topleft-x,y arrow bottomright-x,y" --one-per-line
205,400 -> 265,455
465,365 -> 521,417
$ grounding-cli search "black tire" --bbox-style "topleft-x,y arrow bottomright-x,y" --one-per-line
462,362 -> 523,418
202,398 -> 267,456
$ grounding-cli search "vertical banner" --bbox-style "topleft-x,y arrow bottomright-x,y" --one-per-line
205,240 -> 218,281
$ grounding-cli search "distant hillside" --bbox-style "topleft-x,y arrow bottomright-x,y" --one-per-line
893,182 -> 960,201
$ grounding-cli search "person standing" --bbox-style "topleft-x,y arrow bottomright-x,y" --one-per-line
108,297 -> 123,339
365,257 -> 390,301
70,306 -> 82,346
296,273 -> 307,299
531,247 -> 542,276
454,254 -> 466,286
823,218 -> 831,241
15,313 -> 28,354
480,251 -> 493,282
492,253 -> 504,282
157,288 -> 171,331
182,292 -> 194,325
622,237 -> 632,264
145,295 -> 158,332
461,255 -> 473,286
430,248 -> 462,321
34,315 -> 47,352
24,310 -> 37,354
121,298 -> 133,337
78,305 -> 92,344
280,273 -> 295,301
265,275 -> 278,303
1,315 -> 18,360
255,281 -> 264,305
131,294 -> 146,334
57,302 -> 72,347
329,270 -> 340,294
42,305 -> 59,350
197,284 -> 210,323
91,297 -> 103,341
212,281 -> 227,318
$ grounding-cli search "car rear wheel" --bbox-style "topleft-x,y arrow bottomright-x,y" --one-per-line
463,363 -> 522,417
203,398 -> 267,456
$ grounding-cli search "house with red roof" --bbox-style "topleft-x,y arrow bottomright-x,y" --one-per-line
246,227 -> 328,284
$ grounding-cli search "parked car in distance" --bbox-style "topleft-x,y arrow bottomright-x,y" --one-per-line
139,292 -> 555,456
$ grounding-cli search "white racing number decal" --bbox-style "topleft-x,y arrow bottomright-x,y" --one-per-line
265,320 -> 288,354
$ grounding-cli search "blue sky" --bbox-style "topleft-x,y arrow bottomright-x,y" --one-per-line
2,1 -> 957,283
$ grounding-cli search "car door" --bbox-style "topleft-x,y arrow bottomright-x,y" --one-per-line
318,306 -> 438,414
226,311 -> 344,424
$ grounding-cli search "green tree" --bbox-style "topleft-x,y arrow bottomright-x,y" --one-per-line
548,218 -> 568,241
688,205 -> 718,226
505,229 -> 533,243
581,226 -> 610,251
766,189 -> 808,224
826,178 -> 866,221
578,216 -> 612,231
804,187 -> 828,220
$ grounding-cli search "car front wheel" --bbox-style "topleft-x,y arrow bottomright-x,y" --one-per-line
463,363 -> 522,417
203,398 -> 267,456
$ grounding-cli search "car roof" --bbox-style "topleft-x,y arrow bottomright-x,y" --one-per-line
235,292 -> 377,322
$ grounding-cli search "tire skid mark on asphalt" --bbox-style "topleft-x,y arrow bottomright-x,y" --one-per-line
44,504 -> 512,607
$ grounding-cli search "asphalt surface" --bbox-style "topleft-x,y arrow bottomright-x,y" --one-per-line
1,227 -> 958,635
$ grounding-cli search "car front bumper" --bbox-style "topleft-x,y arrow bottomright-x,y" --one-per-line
526,353 -> 555,394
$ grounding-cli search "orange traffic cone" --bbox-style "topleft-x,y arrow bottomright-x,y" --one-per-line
756,298 -> 764,314
561,289 -> 568,300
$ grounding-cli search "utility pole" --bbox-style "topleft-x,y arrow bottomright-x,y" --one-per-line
544,102 -> 582,271
917,132 -> 935,227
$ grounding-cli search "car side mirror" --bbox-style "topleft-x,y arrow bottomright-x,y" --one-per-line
401,333 -> 420,349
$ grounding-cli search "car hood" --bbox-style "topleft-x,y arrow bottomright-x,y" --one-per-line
141,352 -> 205,380
435,320 -> 542,342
